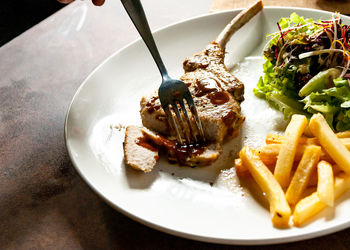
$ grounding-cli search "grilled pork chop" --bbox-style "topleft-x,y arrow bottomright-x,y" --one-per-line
141,41 -> 245,143
125,1 -> 263,171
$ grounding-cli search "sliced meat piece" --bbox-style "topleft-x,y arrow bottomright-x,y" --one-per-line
123,125 -> 159,172
142,128 -> 222,166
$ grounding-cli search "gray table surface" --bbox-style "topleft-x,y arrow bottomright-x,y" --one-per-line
1,0 -> 350,249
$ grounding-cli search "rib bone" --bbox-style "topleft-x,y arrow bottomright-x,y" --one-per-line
215,0 -> 263,49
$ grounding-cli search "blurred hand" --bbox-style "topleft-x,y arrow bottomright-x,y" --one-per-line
57,0 -> 105,6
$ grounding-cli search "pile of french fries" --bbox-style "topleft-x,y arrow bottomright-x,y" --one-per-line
235,113 -> 350,228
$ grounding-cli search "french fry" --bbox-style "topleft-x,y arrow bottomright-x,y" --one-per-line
257,144 -> 332,166
336,130 -> 350,138
317,161 -> 334,207
265,134 -> 318,145
293,174 -> 350,226
239,146 -> 291,228
309,113 -> 350,174
265,134 -> 350,149
235,152 -> 275,178
294,163 -> 335,188
234,158 -> 250,177
290,169 -> 318,187
256,144 -> 284,165
274,115 -> 308,187
286,145 -> 321,205
265,134 -> 283,144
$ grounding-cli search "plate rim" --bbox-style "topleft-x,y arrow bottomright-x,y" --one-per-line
64,6 -> 350,245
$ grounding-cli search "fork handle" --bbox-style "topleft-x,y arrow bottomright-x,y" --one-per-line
121,0 -> 169,80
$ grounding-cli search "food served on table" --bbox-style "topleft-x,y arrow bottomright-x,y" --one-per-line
124,1 -> 263,171
235,113 -> 350,227
254,12 -> 350,131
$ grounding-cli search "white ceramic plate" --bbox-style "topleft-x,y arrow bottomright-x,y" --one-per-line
65,7 -> 350,245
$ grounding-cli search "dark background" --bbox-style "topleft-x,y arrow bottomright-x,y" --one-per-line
0,0 -> 64,46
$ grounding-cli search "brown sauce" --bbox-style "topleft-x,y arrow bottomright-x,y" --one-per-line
194,78 -> 230,105
227,127 -> 234,136
172,143 -> 206,164
194,78 -> 220,97
146,96 -> 161,114
221,111 -> 236,136
135,137 -> 158,152
150,96 -> 159,102
146,103 -> 161,113
222,111 -> 235,126
207,91 -> 230,105
143,133 -> 206,165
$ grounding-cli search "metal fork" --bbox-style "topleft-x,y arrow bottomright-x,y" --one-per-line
121,0 -> 204,144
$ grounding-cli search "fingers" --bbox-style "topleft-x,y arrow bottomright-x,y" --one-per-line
57,0 -> 74,3
57,0 -> 105,6
92,0 -> 105,6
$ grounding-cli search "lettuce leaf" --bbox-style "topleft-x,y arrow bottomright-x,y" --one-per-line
300,80 -> 350,129
254,57 -> 308,120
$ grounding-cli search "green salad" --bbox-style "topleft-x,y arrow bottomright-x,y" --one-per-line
254,13 -> 350,131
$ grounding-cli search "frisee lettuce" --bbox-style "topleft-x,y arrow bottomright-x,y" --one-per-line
255,12 -> 350,131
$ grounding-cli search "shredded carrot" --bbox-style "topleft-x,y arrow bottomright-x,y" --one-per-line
332,40 -> 347,55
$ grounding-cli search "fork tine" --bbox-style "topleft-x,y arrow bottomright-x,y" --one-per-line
179,98 -> 197,143
190,106 -> 205,141
170,100 -> 190,143
163,105 -> 183,144
184,95 -> 205,141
